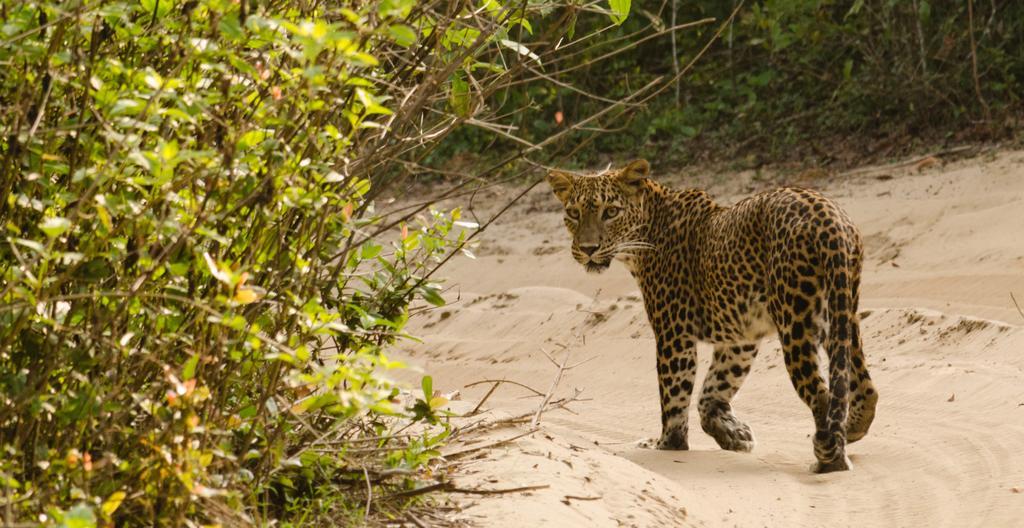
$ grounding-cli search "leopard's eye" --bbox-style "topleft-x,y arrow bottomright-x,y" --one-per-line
602,206 -> 621,220
566,208 -> 580,220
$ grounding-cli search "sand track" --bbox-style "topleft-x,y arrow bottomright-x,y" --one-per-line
396,151 -> 1024,527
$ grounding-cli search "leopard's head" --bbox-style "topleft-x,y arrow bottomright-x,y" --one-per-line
546,159 -> 653,274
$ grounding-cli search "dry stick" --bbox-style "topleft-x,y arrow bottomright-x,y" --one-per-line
1011,292 -> 1024,322
385,482 -> 549,500
3,470 -> 12,528
387,482 -> 450,500
451,484 -> 549,496
453,394 -> 584,437
442,428 -> 539,459
404,512 -> 430,528
502,18 -> 715,87
465,379 -> 546,397
468,380 -> 504,415
532,348 -> 574,428
967,0 -> 992,122
671,0 -> 680,104
362,466 -> 372,523
564,495 -> 603,501
837,145 -> 980,178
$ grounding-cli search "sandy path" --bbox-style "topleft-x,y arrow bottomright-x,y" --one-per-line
396,150 -> 1024,527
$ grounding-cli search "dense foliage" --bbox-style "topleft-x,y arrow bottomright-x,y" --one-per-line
437,0 -> 1024,167
0,0 -> 626,525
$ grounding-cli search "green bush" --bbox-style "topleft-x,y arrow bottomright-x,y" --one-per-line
0,0 -> 601,524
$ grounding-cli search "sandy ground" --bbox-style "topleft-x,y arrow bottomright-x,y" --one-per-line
394,150 -> 1024,527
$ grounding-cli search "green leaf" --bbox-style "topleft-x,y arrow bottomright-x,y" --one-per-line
219,14 -> 244,40
140,0 -> 172,18
388,24 -> 417,46
514,17 -> 533,35
449,75 -> 471,117
167,261 -> 190,276
101,491 -> 126,517
421,375 -> 433,400
608,0 -> 630,25
379,0 -> 414,18
182,353 -> 200,380
236,130 -> 267,151
160,140 -> 179,162
420,286 -> 445,307
348,178 -> 372,197
110,98 -> 144,116
845,0 -> 865,19
59,504 -> 97,528
361,242 -> 382,259
355,88 -> 392,116
918,0 -> 931,21
40,217 -> 71,238
14,238 -> 46,254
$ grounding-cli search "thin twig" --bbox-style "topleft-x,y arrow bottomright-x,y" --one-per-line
451,484 -> 550,495
386,482 -> 450,500
532,348 -> 574,428
468,380 -> 504,415
464,379 -> 546,398
362,466 -> 372,522
452,394 -> 586,437
837,145 -> 979,178
564,495 -> 603,501
442,428 -> 538,459
1011,292 -> 1024,322
404,512 -> 431,528
967,0 -> 992,121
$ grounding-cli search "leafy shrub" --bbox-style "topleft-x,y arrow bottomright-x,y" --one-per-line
0,0 -> 606,524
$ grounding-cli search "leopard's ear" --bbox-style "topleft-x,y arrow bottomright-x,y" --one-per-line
615,159 -> 650,195
546,170 -> 574,203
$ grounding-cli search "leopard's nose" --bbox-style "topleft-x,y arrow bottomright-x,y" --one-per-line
580,244 -> 599,256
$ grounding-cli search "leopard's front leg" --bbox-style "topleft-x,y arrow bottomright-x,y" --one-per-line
650,335 -> 698,450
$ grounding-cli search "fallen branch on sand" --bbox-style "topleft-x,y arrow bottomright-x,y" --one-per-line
442,428 -> 540,459
532,347 -> 589,428
385,482 -> 550,500
459,345 -> 589,432
562,495 -> 603,504
838,145 -> 983,178
463,379 -> 546,416
452,393 -> 588,437
1010,292 -> 1024,322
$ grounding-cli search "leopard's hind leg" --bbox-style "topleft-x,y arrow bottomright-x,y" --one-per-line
768,255 -> 850,473
698,343 -> 759,452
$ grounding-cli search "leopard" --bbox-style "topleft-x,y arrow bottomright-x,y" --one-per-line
546,159 -> 878,473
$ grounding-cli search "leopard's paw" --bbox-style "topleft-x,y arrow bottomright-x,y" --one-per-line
810,454 -> 852,473
702,414 -> 756,453
638,427 -> 688,450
